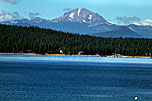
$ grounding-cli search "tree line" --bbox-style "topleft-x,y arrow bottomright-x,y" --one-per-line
0,24 -> 152,56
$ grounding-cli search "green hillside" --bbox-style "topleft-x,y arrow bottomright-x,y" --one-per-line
0,24 -> 152,56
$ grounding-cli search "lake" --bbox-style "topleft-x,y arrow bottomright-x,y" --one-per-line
0,54 -> 152,101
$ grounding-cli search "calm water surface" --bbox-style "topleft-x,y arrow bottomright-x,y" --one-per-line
0,54 -> 152,101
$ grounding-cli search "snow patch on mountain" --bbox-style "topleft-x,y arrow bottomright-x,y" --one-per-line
69,13 -> 74,19
88,15 -> 92,20
128,27 -> 135,31
107,21 -> 114,24
10,20 -> 18,24
145,19 -> 152,22
132,19 -> 152,26
78,8 -> 81,16
83,20 -> 86,22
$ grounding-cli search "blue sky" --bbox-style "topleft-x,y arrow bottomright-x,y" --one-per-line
0,0 -> 152,24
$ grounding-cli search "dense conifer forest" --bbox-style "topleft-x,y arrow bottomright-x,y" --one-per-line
0,24 -> 152,56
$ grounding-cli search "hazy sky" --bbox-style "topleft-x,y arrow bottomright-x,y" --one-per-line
0,0 -> 152,24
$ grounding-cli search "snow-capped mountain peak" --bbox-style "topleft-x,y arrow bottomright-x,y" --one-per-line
51,8 -> 111,26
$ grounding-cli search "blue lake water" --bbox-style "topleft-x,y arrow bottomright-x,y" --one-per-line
0,54 -> 152,101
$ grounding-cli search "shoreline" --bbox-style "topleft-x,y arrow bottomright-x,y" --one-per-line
0,52 -> 101,57
0,52 -> 152,58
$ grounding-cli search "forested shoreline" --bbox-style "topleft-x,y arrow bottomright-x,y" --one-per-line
0,24 -> 152,56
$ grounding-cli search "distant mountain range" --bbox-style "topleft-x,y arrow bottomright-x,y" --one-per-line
1,8 -> 152,38
91,26 -> 142,38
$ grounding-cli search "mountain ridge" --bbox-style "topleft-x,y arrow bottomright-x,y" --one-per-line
1,8 -> 152,38
0,8 -> 118,34
92,26 -> 142,38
